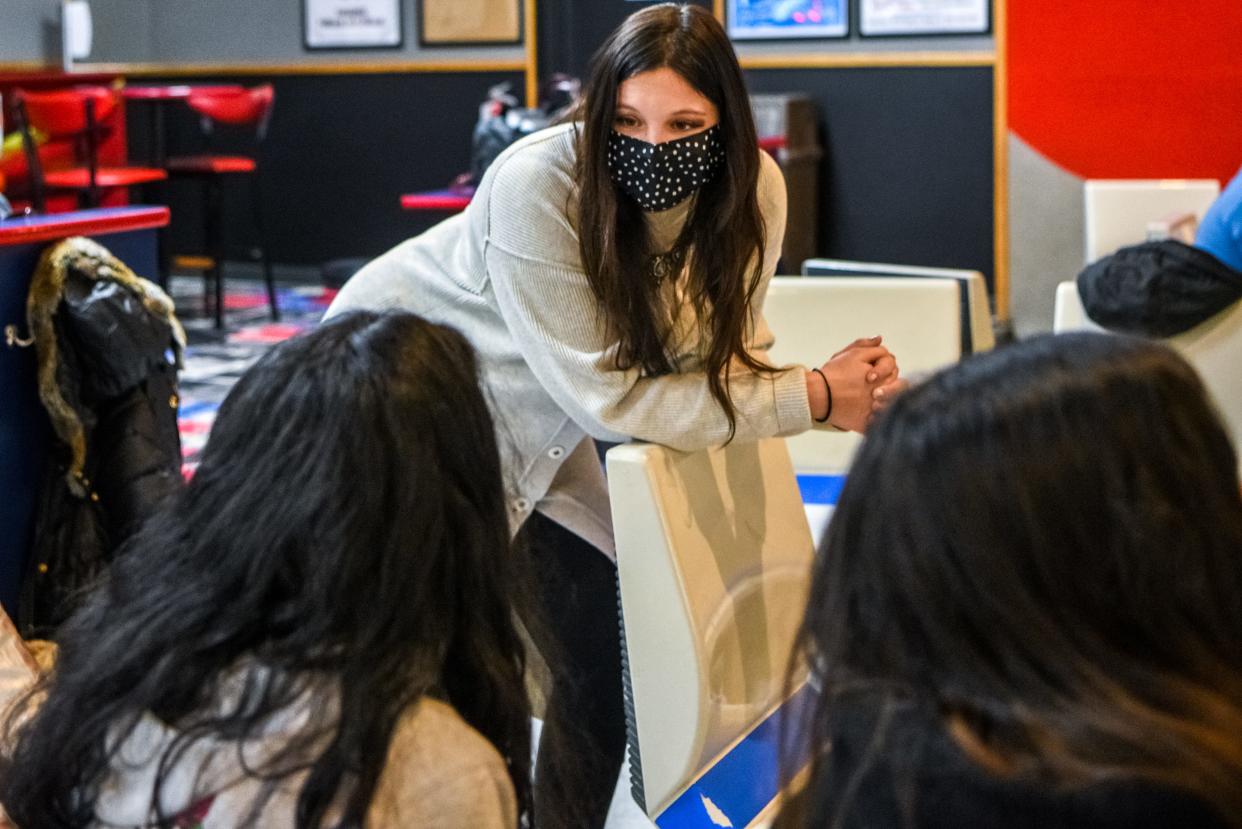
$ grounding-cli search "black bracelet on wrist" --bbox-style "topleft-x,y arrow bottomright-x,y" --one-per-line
811,367 -> 833,424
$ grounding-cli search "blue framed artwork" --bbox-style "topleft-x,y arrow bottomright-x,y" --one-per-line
725,0 -> 849,41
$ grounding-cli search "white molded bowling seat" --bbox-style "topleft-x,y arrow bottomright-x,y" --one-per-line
1083,179 -> 1219,264
1052,280 -> 1099,333
607,437 -> 814,817
800,258 -> 994,354
763,276 -> 963,474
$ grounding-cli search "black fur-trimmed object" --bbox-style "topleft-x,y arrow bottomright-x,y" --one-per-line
20,237 -> 185,636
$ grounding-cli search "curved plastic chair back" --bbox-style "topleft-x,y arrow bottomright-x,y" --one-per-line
1084,180 -> 1220,264
801,257 -> 994,354
608,437 -> 814,816
1052,280 -> 1096,332
764,276 -> 962,474
16,87 -> 116,138
12,86 -> 128,211
1054,280 -> 1242,475
186,84 -> 275,133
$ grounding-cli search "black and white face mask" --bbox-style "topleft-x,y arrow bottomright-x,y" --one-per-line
606,125 -> 724,212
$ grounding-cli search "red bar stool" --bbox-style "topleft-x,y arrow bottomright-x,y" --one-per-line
11,87 -> 167,212
164,84 -> 278,329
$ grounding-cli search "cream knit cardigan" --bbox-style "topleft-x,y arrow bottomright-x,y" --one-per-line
327,123 -> 811,555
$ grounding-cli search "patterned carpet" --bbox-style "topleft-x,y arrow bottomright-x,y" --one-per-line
174,277 -> 334,476
170,279 -> 840,550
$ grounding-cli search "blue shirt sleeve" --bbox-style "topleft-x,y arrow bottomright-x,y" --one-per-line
1195,164 -> 1242,272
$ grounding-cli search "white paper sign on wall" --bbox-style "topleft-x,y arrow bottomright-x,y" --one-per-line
859,0 -> 990,36
305,0 -> 402,49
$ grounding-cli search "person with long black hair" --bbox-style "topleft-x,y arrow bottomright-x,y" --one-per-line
0,312 -> 533,828
777,332 -> 1242,828
328,5 -> 904,824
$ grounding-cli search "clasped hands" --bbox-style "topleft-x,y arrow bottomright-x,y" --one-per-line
805,335 -> 908,433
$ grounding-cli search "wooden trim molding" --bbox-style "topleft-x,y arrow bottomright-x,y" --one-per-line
740,51 -> 995,70
992,0 -> 1009,319
68,60 -> 526,77
0,61 -> 52,72
524,0 -> 538,108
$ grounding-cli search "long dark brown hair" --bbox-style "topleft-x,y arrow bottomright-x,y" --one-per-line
2,312 -> 534,828
778,333 -> 1242,827
575,3 -> 772,438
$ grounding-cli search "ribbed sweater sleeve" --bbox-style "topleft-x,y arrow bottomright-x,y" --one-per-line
482,144 -> 810,451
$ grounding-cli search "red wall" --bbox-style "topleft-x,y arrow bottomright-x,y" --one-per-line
1008,1 -> 1242,182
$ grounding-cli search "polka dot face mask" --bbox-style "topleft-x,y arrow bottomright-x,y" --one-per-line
606,125 -> 725,212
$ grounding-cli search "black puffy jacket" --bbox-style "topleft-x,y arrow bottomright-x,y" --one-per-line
1077,240 -> 1242,337
20,237 -> 184,637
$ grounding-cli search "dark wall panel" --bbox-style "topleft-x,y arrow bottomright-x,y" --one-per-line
746,67 -> 994,287
537,0 -> 711,82
128,65 -> 992,284
130,72 -> 523,266
529,0 -> 993,286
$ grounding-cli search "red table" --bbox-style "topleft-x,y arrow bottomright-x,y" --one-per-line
758,135 -> 787,153
122,84 -> 247,164
121,84 -> 245,101
0,205 -> 169,246
399,187 -> 475,213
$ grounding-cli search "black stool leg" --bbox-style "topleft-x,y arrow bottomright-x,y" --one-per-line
205,178 -> 225,330
142,180 -> 171,291
250,173 -> 279,321
156,222 -> 171,292
200,179 -> 212,319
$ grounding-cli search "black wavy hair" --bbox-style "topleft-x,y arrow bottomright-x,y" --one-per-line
779,332 -> 1242,827
2,311 -> 533,827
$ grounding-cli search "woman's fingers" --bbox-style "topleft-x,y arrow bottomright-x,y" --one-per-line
819,337 -> 910,431
831,335 -> 883,359
844,345 -> 891,366
866,353 -> 898,384
821,355 -> 883,433
871,377 -> 910,411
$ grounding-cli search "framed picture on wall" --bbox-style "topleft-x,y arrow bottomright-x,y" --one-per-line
725,0 -> 849,41
858,0 -> 991,37
303,0 -> 403,49
419,0 -> 522,46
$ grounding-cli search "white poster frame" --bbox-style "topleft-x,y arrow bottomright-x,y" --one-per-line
858,0 -> 991,37
304,0 -> 403,50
